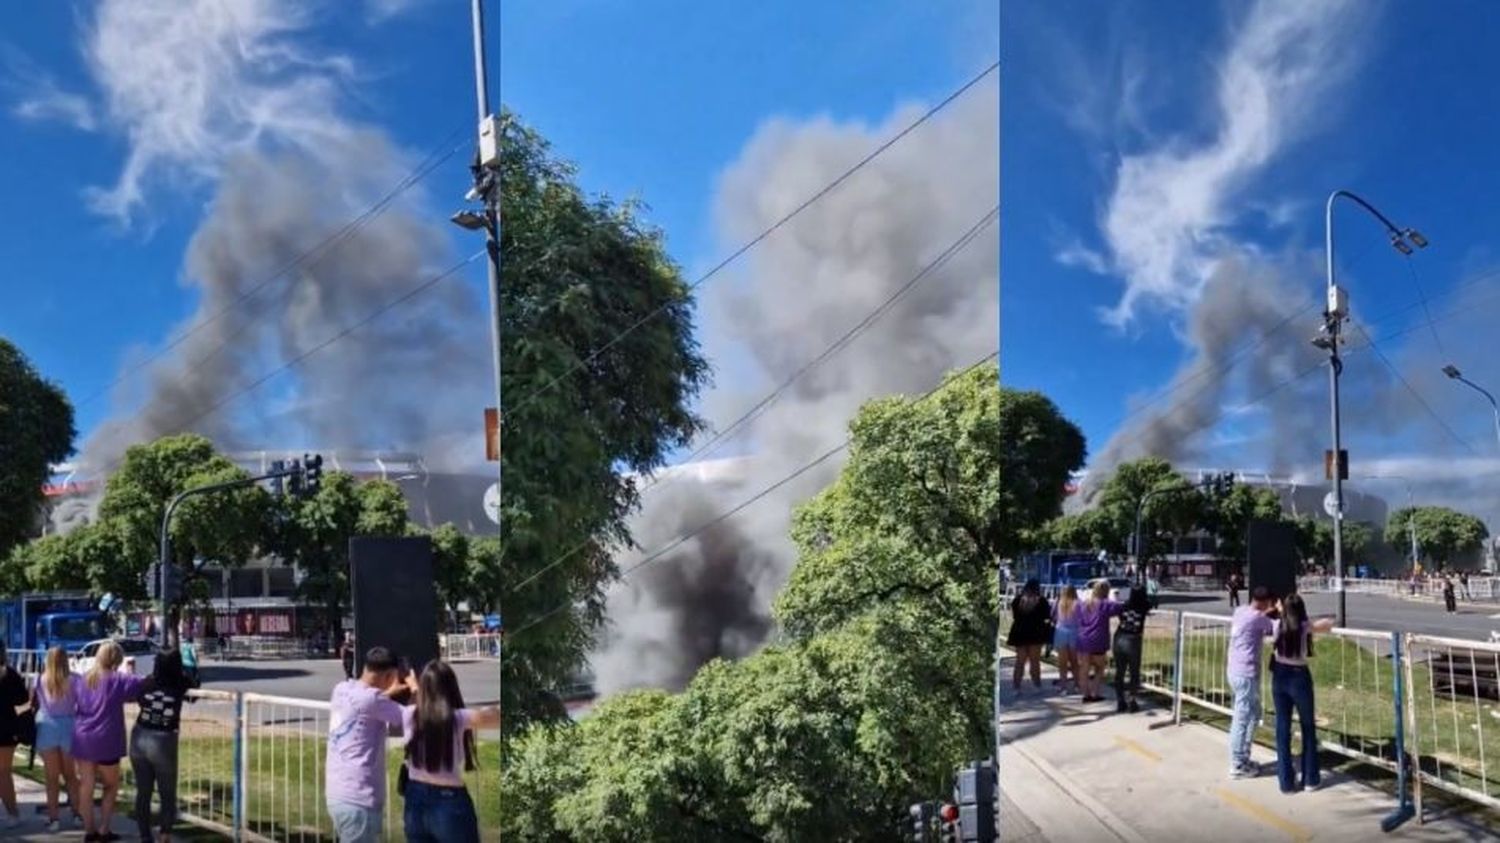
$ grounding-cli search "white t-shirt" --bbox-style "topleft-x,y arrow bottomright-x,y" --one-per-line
402,706 -> 474,787
326,681 -> 404,809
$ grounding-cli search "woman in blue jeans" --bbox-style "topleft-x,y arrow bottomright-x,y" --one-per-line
1270,594 -> 1335,794
401,660 -> 500,842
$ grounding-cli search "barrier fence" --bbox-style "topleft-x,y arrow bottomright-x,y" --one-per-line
440,633 -> 502,662
1,677 -> 498,842
998,601 -> 1500,824
1298,575 -> 1500,603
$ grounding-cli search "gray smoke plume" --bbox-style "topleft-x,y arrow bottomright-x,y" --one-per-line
45,1 -> 487,530
590,76 -> 999,695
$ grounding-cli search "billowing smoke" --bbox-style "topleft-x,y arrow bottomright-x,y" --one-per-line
37,0 -> 486,529
590,76 -> 999,694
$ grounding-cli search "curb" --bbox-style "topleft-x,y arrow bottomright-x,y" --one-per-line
1002,738 -> 1149,843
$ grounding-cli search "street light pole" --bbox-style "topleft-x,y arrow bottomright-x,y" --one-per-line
1320,190 -> 1428,629
465,0 -> 505,825
1441,366 -> 1500,452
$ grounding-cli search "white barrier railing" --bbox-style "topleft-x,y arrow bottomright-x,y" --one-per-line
1298,575 -> 1500,603
1403,634 -> 1500,815
441,633 -> 502,662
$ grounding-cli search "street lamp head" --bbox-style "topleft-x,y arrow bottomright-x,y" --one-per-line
1405,228 -> 1429,249
1442,364 -> 1462,380
450,209 -> 488,231
1390,233 -> 1414,255
1311,334 -> 1336,351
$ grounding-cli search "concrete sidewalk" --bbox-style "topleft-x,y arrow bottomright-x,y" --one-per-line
1,774 -> 134,841
998,655 -> 1497,842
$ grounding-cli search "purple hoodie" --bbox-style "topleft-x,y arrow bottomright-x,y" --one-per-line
1076,599 -> 1123,654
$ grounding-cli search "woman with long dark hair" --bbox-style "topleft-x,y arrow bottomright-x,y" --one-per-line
400,660 -> 500,842
129,648 -> 198,842
0,642 -> 30,829
1270,593 -> 1335,794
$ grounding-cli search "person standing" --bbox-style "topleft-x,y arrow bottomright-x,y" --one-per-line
130,649 -> 199,842
326,647 -> 407,842
1005,580 -> 1053,692
73,640 -> 149,841
1076,581 -> 1124,704
1459,571 -> 1471,601
1226,587 -> 1278,779
399,660 -> 501,842
1050,586 -> 1082,695
1443,575 -> 1457,614
34,647 -> 83,832
1270,594 -> 1336,794
1227,573 -> 1242,608
1112,587 -> 1153,713
339,633 -> 356,681
0,642 -> 30,829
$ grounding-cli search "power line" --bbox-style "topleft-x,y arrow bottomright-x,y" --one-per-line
1402,255 -> 1449,358
507,348 -> 999,640
506,60 -> 1000,419
507,204 -> 999,597
1349,321 -> 1476,454
79,126 -> 469,407
171,250 -> 484,431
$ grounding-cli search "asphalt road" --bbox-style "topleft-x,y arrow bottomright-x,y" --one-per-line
194,656 -> 500,719
1157,589 -> 1500,641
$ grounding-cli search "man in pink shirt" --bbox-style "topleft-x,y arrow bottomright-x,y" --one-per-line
325,647 -> 406,842
1225,587 -> 1277,778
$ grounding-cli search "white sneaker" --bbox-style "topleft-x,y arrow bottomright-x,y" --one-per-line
46,819 -> 61,832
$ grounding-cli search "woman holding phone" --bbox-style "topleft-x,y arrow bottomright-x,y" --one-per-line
399,660 -> 500,842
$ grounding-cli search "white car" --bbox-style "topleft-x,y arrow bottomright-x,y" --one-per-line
71,638 -> 158,677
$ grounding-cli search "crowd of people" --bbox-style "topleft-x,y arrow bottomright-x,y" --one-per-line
1008,576 -> 1339,793
0,635 -> 496,842
0,638 -> 198,840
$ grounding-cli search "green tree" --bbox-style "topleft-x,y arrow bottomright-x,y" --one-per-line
95,435 -> 271,615
497,113 -> 710,728
1387,506 -> 1489,569
1093,458 -> 1206,560
1205,483 -> 1285,563
274,472 -> 409,640
427,523 -> 470,627
0,338 -> 75,561
997,388 -> 1085,559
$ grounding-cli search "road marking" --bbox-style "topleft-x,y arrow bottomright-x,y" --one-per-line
1112,735 -> 1162,763
1214,788 -> 1311,842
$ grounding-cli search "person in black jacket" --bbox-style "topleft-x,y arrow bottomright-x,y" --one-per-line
0,642 -> 29,830
129,649 -> 199,842
1006,579 -> 1053,692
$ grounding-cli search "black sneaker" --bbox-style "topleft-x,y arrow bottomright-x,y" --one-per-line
1116,699 -> 1128,713
1128,699 -> 1140,713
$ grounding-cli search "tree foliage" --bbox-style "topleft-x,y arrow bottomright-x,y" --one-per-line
1090,457 -> 1207,560
0,338 -> 75,560
1387,506 -> 1489,568
997,388 -> 1085,559
505,363 -> 998,840
496,112 -> 711,728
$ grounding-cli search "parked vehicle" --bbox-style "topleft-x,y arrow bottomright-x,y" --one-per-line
1018,550 -> 1113,592
0,592 -> 111,655
70,637 -> 158,677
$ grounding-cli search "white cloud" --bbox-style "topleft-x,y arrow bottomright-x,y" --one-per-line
78,0 -> 356,223
365,0 -> 429,24
1,46 -> 96,131
1064,0 -> 1370,327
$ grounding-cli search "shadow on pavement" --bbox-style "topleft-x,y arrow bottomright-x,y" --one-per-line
197,665 -> 313,683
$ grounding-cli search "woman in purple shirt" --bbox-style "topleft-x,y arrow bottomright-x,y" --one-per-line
72,641 -> 148,842
1075,581 -> 1123,703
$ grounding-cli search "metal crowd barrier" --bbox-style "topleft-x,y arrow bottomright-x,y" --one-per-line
440,633 -> 503,662
1001,598 -> 1498,825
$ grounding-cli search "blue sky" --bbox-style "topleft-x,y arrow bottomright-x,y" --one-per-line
1003,0 -> 1500,512
1,0 -> 995,472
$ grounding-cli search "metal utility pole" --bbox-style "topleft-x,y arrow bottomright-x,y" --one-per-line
1319,190 -> 1428,629
1442,365 -> 1500,452
464,0 -> 506,820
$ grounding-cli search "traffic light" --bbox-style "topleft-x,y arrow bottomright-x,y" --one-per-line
270,459 -> 286,497
1218,471 -> 1236,497
938,803 -> 960,843
909,802 -> 935,842
145,562 -> 160,600
304,453 -> 323,496
160,562 -> 183,605
952,760 -> 997,843
286,458 -> 304,497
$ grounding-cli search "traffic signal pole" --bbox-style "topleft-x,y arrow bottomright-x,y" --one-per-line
157,461 -> 314,650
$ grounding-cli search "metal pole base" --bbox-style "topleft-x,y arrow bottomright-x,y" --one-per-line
1380,804 -> 1414,833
